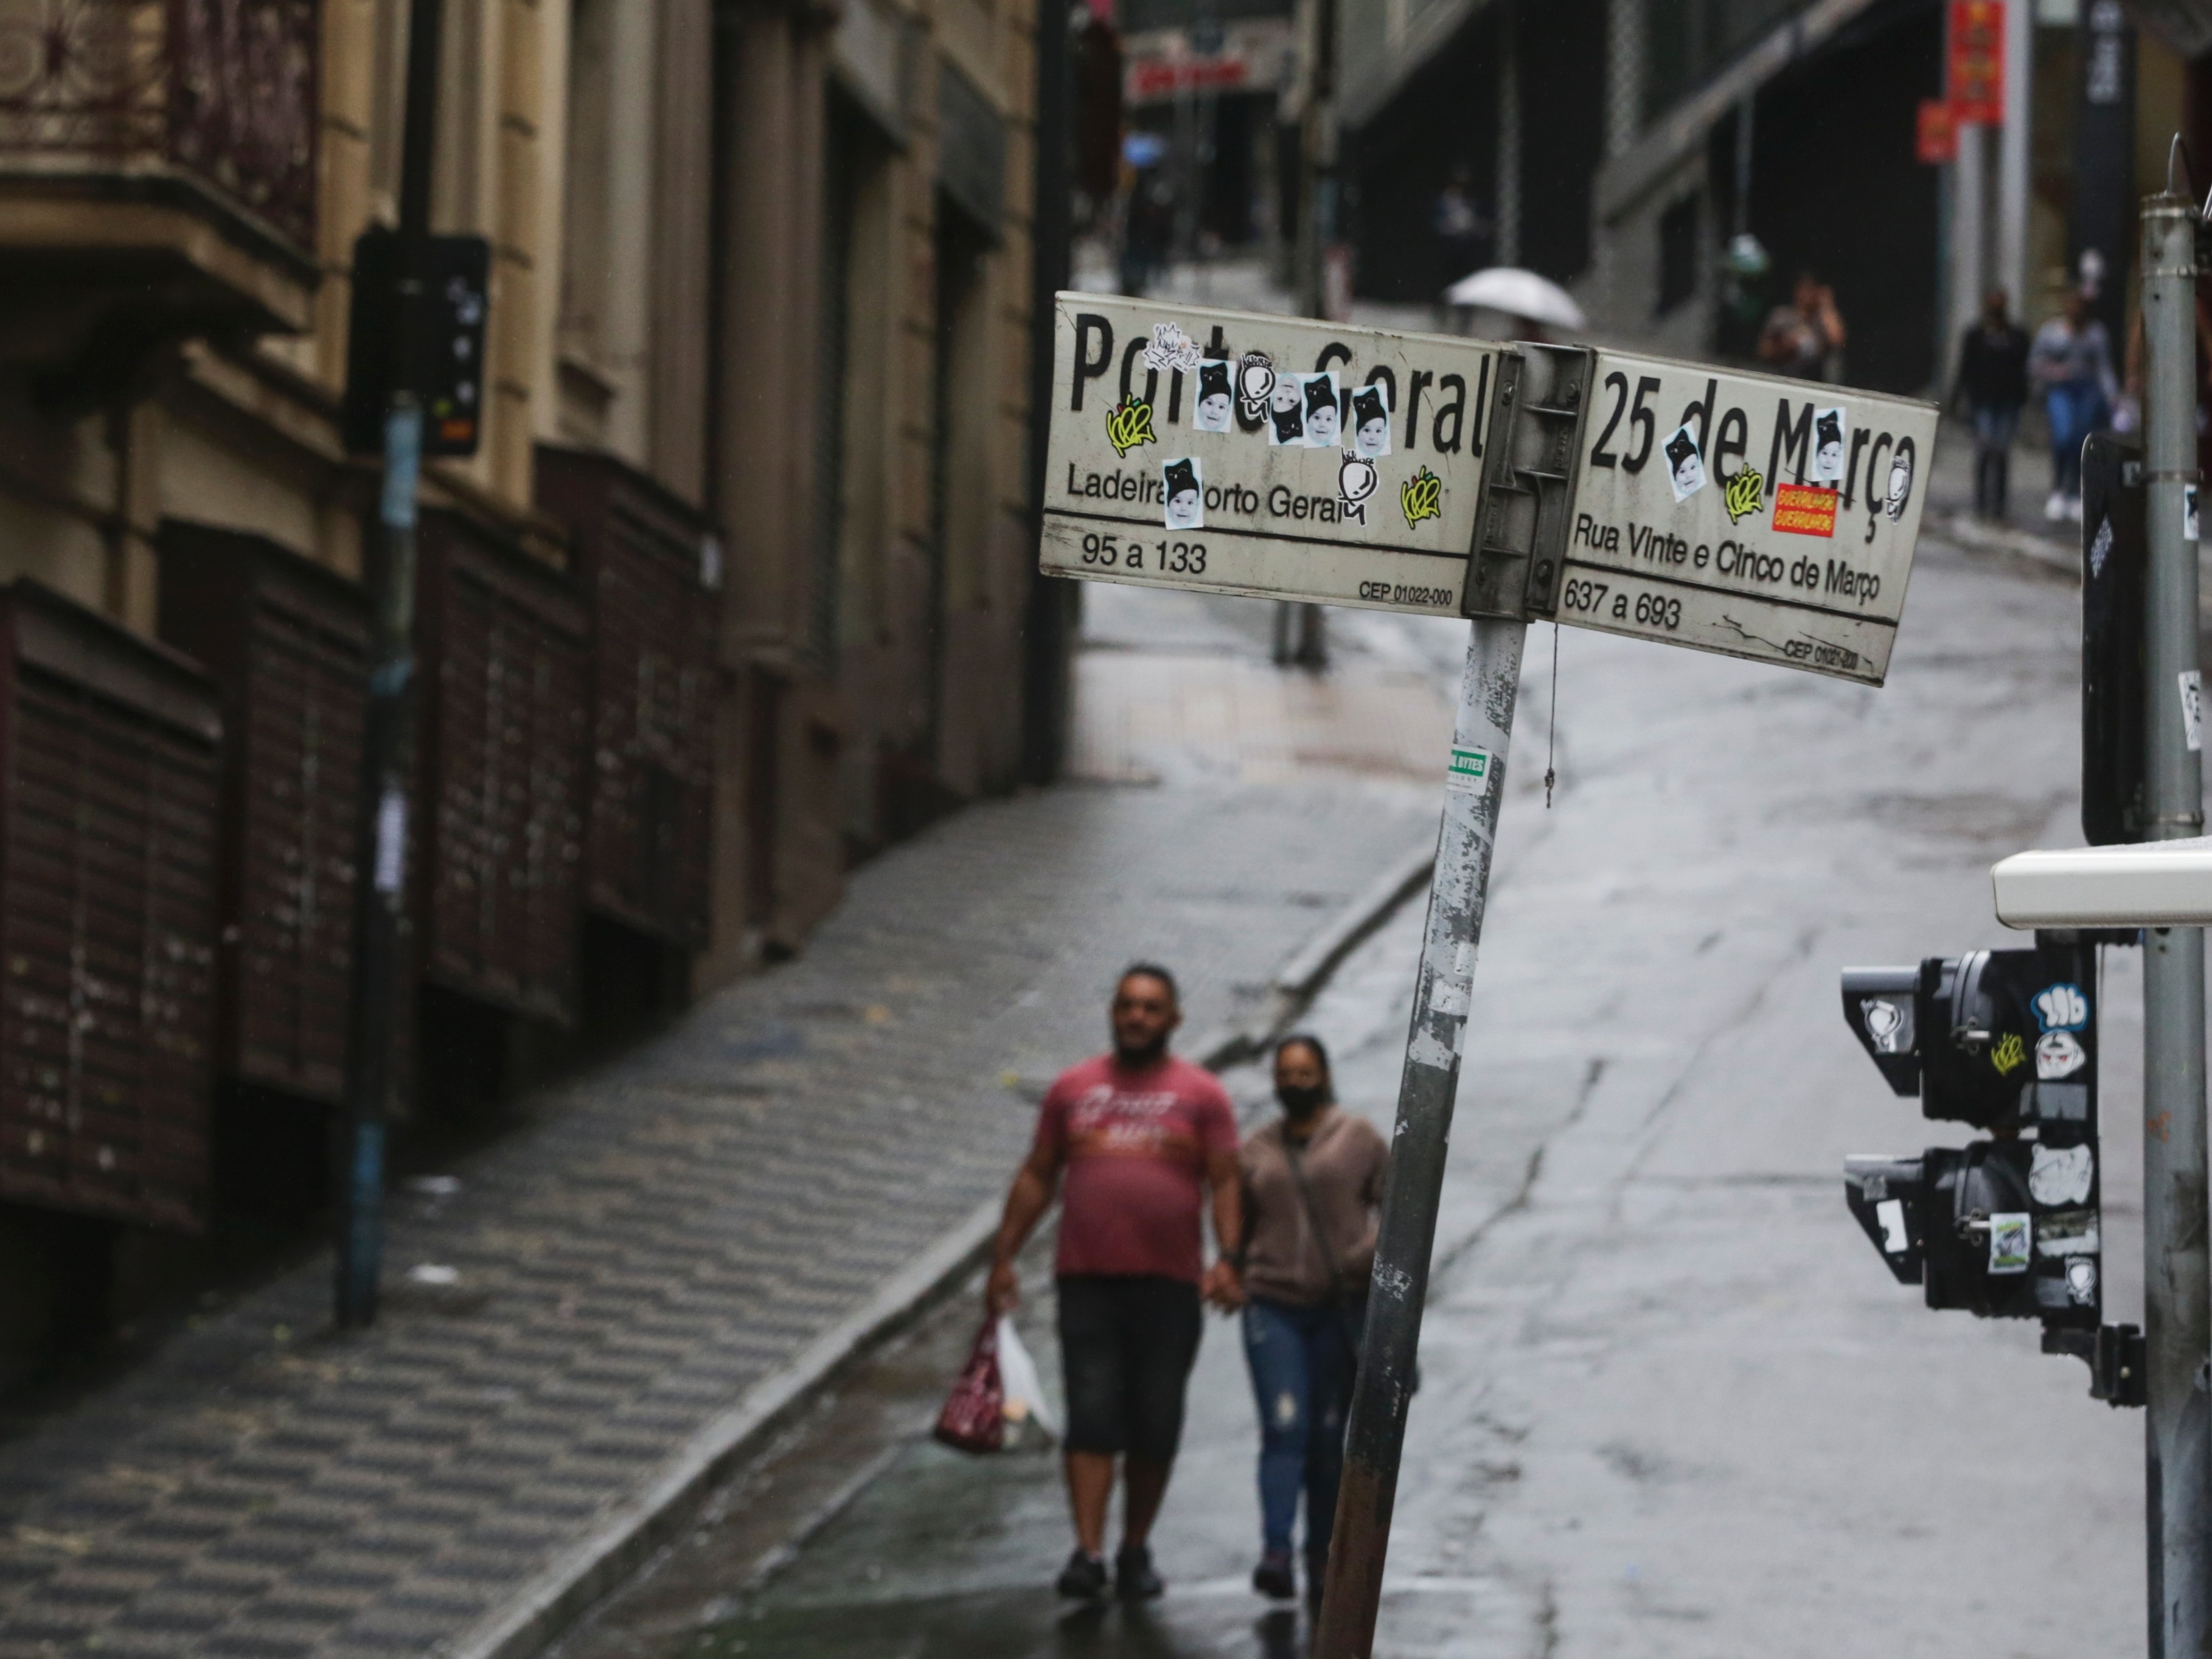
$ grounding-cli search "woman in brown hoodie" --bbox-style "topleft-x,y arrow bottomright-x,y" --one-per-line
1238,1034 -> 1388,1604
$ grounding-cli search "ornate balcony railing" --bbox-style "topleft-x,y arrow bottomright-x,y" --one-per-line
0,0 -> 317,252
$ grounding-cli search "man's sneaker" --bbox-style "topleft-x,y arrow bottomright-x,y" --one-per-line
2045,491 -> 2067,523
1056,1548 -> 1109,1599
1252,1549 -> 1296,1600
1116,1542 -> 1165,1600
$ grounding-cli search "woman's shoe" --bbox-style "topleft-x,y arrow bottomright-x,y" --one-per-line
1252,1549 -> 1296,1600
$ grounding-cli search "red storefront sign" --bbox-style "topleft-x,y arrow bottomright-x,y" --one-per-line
1916,98 -> 1958,164
1949,0 -> 2005,125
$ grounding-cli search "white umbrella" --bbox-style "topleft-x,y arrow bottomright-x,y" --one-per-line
1442,266 -> 1587,331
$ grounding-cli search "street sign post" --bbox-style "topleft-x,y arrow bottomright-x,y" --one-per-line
1037,293 -> 1937,1657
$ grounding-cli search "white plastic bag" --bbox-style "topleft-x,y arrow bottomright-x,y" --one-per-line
995,1315 -> 1060,1441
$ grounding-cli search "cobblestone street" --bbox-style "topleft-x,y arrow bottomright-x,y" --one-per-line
0,591 -> 1453,1659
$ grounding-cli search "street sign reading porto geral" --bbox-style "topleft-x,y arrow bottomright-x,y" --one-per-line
1040,293 -> 1508,616
1557,352 -> 1938,685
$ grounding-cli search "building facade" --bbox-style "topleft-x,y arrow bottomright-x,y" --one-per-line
0,0 -> 1049,1381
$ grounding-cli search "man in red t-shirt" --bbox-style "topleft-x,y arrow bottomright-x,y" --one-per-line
987,963 -> 1242,1602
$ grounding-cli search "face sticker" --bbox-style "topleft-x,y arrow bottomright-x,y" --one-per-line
1351,382 -> 1392,459
1237,352 -> 1277,420
2029,1143 -> 2095,1207
1401,465 -> 1443,529
1162,456 -> 1203,530
1193,361 -> 1234,433
1338,450 -> 1378,510
2033,984 -> 2089,1032
1663,423 -> 1706,503
1107,397 -> 1156,459
1883,439 -> 1915,521
1300,373 -> 1341,448
1812,407 -> 1846,485
2036,1029 -> 2086,1079
1988,1212 -> 2031,1275
1144,321 -> 1201,376
1723,464 -> 1765,524
1861,996 -> 1911,1054
1267,375 -> 1305,446
2065,1257 -> 2099,1305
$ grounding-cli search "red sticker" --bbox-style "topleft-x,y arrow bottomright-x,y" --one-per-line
1773,484 -> 1838,537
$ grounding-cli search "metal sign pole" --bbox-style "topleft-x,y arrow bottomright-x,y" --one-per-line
1313,615 -> 1526,1659
335,0 -> 442,1329
2138,166 -> 2208,1658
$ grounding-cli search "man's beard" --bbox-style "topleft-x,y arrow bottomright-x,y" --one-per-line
1114,1032 -> 1169,1066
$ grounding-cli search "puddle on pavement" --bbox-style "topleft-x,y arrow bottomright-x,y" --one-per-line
686,1590 -> 1310,1659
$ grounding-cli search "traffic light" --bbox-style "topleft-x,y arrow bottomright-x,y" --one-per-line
1840,938 -> 2143,1404
342,228 -> 491,459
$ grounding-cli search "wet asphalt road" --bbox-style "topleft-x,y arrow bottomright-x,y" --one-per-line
562,534 -> 2152,1658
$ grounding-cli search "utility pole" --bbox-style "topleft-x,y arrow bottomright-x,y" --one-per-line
2137,152 -> 2209,1658
1279,0 -> 1334,667
336,0 -> 443,1329
1314,616 -> 1527,1658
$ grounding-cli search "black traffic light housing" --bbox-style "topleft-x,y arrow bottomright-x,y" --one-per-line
1840,939 -> 2140,1404
343,227 -> 491,459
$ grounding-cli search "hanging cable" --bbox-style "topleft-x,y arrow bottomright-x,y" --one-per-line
1543,622 -> 1560,808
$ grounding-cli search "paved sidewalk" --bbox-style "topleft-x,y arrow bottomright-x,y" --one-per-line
0,598 -> 1448,1659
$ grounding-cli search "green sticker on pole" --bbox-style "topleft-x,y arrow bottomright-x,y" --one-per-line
1446,745 -> 1492,788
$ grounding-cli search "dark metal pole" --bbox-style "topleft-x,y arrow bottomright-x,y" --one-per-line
1314,617 -> 1527,1657
1279,0 -> 1334,666
2137,160 -> 2208,1658
336,0 -> 442,1329
1021,0 -> 1076,785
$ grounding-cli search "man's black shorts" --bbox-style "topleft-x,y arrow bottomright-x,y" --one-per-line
1056,1273 -> 1203,1462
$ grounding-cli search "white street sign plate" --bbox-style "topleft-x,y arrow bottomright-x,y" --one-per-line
1040,293 -> 1504,616
1557,351 -> 1937,685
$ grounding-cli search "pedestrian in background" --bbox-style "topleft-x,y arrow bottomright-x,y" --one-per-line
1757,271 -> 1847,381
986,964 -> 1242,1604
1431,164 -> 1489,295
1953,288 -> 2030,521
2029,287 -> 2116,523
1237,1034 -> 1387,1607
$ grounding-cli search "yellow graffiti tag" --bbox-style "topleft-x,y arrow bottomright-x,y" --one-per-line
1106,398 -> 1156,459
1401,466 -> 1443,529
1723,464 -> 1765,525
1991,1032 -> 2026,1076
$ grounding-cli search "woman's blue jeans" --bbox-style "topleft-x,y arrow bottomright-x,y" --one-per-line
2046,381 -> 2108,498
1242,1295 -> 1357,1563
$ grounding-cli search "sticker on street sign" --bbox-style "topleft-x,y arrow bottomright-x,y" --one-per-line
1557,351 -> 1937,685
1040,293 -> 1506,616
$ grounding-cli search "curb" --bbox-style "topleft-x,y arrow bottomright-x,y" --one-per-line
1935,509 -> 2077,579
442,838 -> 1438,1659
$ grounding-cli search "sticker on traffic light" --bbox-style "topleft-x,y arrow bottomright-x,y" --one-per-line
1841,945 -> 2104,1326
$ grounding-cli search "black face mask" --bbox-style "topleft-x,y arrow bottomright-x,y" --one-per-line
1277,1083 -> 1328,1118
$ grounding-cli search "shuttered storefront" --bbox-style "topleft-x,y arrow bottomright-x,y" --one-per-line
0,582 -> 221,1231
535,448 -> 717,948
159,525 -> 368,1107
417,513 -> 589,1024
